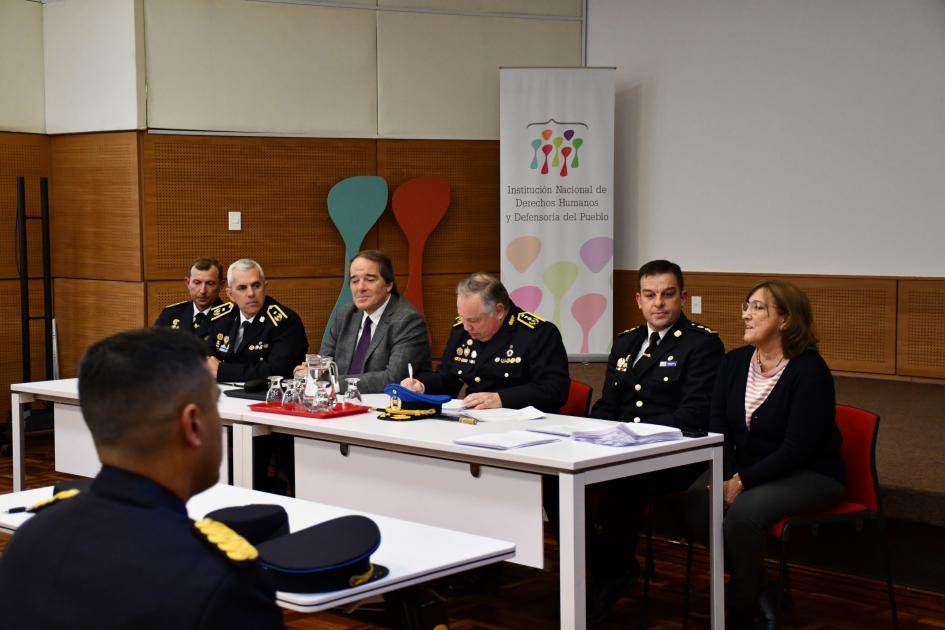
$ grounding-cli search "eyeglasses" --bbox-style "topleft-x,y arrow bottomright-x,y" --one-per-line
741,300 -> 768,314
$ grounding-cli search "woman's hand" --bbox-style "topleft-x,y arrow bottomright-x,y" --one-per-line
723,474 -> 744,507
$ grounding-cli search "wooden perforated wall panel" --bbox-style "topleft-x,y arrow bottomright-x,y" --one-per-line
898,280 -> 945,379
50,132 -> 141,281
662,272 -> 896,375
54,279 -> 146,378
0,280 -> 50,417
0,133 -> 50,280
140,133 -> 377,280
376,140 -> 499,275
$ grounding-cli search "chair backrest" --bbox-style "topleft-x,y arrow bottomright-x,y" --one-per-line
834,404 -> 881,512
560,380 -> 593,417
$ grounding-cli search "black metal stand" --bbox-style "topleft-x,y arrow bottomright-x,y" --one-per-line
3,176 -> 55,456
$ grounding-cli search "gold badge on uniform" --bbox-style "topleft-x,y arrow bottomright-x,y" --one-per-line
674,330 -> 682,338
172,319 -> 180,329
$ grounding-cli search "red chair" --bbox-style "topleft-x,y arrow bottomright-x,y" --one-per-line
559,380 -> 593,417
765,404 -> 899,628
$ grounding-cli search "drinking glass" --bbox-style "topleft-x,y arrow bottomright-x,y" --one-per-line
343,378 -> 362,404
265,376 -> 284,405
282,379 -> 302,409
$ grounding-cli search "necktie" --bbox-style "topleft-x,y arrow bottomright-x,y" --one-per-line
634,330 -> 661,366
236,321 -> 251,350
193,312 -> 206,329
349,317 -> 373,375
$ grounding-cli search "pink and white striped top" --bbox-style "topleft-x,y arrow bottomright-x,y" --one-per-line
744,349 -> 790,428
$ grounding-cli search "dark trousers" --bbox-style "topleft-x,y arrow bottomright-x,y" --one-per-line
686,468 -> 844,614
544,462 -> 706,580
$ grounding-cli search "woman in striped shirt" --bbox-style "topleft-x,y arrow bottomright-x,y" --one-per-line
688,280 -> 844,629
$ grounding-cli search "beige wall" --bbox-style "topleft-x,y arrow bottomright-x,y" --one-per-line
44,0 -> 145,134
144,0 -> 583,138
0,0 -> 45,133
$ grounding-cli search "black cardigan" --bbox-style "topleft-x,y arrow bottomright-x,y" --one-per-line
710,345 -> 844,488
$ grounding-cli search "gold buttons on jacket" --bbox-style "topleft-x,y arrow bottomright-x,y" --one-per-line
634,384 -> 642,391
636,400 -> 643,407
474,377 -> 481,383
633,417 -> 641,423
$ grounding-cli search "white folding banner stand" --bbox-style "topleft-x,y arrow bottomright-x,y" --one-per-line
500,68 -> 615,359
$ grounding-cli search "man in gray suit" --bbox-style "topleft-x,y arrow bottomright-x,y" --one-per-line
309,250 -> 431,393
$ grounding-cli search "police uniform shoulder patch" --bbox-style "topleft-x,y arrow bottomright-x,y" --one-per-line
618,326 -> 640,336
194,518 -> 259,563
266,303 -> 289,327
690,321 -> 718,335
164,299 -> 190,308
515,311 -> 544,329
209,302 -> 235,321
453,316 -> 463,327
28,488 -> 80,513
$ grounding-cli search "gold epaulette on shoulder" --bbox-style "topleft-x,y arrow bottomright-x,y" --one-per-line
194,518 -> 259,563
209,302 -> 235,321
691,322 -> 718,334
164,300 -> 190,308
618,325 -> 640,335
515,311 -> 544,329
266,303 -> 288,327
453,316 -> 463,327
29,488 -> 80,513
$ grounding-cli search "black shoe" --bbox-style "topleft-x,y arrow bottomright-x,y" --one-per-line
587,571 -> 637,624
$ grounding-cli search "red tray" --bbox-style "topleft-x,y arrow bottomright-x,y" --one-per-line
248,401 -> 371,419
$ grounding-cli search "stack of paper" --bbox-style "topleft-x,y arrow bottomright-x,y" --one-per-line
571,422 -> 683,447
528,420 -> 614,437
453,430 -> 560,450
442,400 -> 545,422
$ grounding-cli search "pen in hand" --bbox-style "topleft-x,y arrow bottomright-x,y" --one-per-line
408,363 -> 413,380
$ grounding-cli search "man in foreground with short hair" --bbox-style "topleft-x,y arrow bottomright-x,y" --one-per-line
0,327 -> 284,629
206,258 -> 308,383
586,259 -> 724,621
302,250 -> 431,393
401,272 -> 569,412
154,256 -> 224,342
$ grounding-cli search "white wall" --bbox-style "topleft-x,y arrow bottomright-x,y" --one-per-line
0,0 -> 45,133
588,0 -> 945,277
44,0 -> 145,134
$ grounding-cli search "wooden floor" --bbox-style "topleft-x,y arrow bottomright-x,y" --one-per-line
2,430 -> 944,629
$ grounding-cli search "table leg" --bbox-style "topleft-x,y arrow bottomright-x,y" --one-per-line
11,393 -> 32,492
230,423 -> 255,489
559,472 -> 586,630
710,445 -> 725,629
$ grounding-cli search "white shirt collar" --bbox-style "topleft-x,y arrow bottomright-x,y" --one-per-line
362,295 -> 392,330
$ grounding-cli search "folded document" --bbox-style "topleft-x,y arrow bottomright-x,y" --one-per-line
569,422 -> 683,447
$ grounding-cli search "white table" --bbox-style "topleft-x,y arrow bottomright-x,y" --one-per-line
9,379 -> 255,489
0,483 -> 514,612
10,380 -> 725,630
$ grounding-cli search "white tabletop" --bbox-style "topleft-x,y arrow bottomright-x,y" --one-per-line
243,393 -> 722,474
0,483 -> 515,612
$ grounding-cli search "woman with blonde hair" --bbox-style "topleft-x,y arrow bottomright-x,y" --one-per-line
688,280 -> 844,629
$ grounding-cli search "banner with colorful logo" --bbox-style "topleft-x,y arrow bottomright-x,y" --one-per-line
500,68 -> 615,358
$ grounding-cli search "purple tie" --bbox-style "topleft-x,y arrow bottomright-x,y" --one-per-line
349,317 -> 372,374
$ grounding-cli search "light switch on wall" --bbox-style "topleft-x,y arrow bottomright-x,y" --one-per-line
228,211 -> 241,231
691,295 -> 702,314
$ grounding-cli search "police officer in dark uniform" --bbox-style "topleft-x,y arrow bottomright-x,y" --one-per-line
586,259 -> 724,622
154,256 -> 224,342
0,328 -> 284,630
401,272 -> 569,413
206,258 -> 308,383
